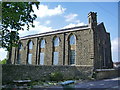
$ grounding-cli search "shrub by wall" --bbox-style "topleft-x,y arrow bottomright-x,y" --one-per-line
2,64 -> 93,83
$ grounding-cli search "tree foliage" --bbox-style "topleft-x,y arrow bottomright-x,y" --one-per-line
0,58 -> 6,64
1,2 -> 40,51
0,1 -> 40,64
2,2 -> 39,31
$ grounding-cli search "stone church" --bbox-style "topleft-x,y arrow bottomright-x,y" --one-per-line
11,12 -> 113,69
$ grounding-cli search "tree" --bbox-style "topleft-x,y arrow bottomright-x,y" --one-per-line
0,59 -> 6,64
0,1 -> 40,64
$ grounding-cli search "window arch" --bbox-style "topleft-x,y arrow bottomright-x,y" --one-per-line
40,39 -> 45,48
53,37 -> 59,47
29,41 -> 33,49
68,34 -> 76,65
69,34 -> 76,45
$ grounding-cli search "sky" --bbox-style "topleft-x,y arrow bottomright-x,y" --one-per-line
0,2 -> 119,62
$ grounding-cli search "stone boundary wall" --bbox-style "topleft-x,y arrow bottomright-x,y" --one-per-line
2,64 -> 93,83
95,68 -> 120,80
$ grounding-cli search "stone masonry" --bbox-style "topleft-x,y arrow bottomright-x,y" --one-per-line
10,12 -> 113,69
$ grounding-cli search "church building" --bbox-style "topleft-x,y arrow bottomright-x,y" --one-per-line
11,12 -> 113,69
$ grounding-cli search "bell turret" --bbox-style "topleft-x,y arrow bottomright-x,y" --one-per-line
88,12 -> 97,29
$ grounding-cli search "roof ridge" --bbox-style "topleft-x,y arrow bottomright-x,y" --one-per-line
21,25 -> 89,39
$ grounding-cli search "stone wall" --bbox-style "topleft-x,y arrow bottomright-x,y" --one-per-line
11,28 -> 94,66
95,69 -> 119,80
94,23 -> 113,69
2,64 -> 93,83
10,12 -> 113,70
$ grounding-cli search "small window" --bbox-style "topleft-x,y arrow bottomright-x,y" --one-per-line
53,52 -> 59,65
28,54 -> 32,64
19,43 -> 22,51
40,53 -> 44,65
69,35 -> 76,45
54,37 -> 59,47
29,41 -> 33,49
40,39 -> 45,48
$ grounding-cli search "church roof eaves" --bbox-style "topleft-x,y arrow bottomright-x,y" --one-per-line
20,25 -> 90,40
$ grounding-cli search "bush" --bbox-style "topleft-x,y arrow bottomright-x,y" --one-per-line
49,71 -> 63,81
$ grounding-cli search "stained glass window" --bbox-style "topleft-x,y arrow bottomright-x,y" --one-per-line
69,50 -> 76,65
69,34 -> 76,65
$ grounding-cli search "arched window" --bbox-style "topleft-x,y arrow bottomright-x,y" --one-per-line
54,37 -> 59,47
53,37 -> 59,65
40,39 -> 45,48
39,39 -> 45,65
29,41 -> 33,49
69,34 -> 76,65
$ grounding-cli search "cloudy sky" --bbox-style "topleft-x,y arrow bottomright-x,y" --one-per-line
0,2 -> 119,62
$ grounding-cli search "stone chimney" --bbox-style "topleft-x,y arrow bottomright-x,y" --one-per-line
88,12 -> 97,29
